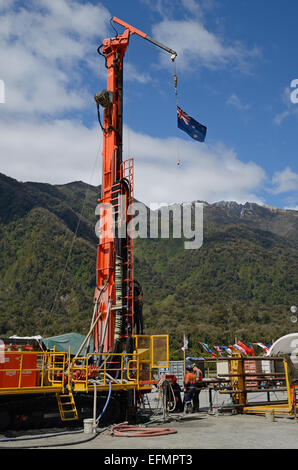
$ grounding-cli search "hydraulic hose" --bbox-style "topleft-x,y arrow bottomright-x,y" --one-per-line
109,422 -> 177,437
0,428 -> 106,449
0,428 -> 102,448
0,429 -> 83,443
96,380 -> 112,424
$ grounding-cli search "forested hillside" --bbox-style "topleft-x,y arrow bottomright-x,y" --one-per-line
0,173 -> 297,358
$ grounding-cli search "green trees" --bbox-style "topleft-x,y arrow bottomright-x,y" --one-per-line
0,173 -> 297,355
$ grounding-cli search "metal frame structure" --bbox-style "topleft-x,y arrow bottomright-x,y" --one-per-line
205,354 -> 298,417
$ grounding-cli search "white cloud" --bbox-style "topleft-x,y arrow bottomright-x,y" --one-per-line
274,110 -> 292,126
272,167 -> 298,194
274,87 -> 298,125
0,0 -> 14,11
0,118 -> 101,186
226,93 -> 250,111
151,19 -> 260,72
0,1 -> 163,116
123,126 -> 266,205
0,0 -> 111,115
180,0 -> 220,22
141,0 -> 217,21
0,1 -> 271,208
140,0 -> 177,18
0,117 -> 266,206
180,0 -> 204,17
125,63 -> 151,84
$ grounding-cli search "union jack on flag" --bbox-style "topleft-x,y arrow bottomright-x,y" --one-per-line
177,106 -> 207,142
177,107 -> 191,125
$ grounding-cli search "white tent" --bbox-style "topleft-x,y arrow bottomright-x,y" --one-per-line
269,333 -> 298,368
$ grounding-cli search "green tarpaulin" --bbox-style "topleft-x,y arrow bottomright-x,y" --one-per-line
43,332 -> 93,356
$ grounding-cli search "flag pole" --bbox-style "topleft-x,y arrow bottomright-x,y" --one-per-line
183,334 -> 186,374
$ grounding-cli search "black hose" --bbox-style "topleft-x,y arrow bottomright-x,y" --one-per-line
96,103 -> 105,132
0,428 -> 108,450
0,427 -> 107,449
97,43 -> 107,68
134,280 -> 144,335
109,17 -> 119,37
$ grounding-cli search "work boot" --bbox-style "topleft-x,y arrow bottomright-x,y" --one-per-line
184,402 -> 193,414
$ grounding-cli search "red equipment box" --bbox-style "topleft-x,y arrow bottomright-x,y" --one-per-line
245,359 -> 262,388
0,352 -> 38,388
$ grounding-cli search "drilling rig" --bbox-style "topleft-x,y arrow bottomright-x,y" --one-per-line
0,18 -> 177,429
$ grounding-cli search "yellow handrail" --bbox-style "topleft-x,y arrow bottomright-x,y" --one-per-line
0,350 -> 68,393
70,352 -> 138,389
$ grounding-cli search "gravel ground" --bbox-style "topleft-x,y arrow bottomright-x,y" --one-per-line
0,390 -> 297,452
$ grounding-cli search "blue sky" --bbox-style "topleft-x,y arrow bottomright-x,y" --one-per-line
0,0 -> 297,209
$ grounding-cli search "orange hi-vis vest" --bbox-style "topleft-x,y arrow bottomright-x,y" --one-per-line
194,368 -> 203,382
183,372 -> 197,388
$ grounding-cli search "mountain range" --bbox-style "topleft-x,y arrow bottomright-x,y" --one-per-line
0,172 -> 297,358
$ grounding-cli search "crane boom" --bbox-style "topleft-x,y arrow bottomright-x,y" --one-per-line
112,17 -> 177,60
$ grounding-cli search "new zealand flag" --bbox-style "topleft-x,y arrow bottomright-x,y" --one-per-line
177,106 -> 207,142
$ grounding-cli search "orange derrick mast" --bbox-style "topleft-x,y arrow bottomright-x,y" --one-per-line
92,18 -> 177,360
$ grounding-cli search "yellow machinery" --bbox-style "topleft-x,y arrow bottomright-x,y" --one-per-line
0,335 -> 169,423
216,354 -> 298,417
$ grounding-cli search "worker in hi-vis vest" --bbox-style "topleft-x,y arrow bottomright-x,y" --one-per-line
183,366 -> 197,413
192,364 -> 203,412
